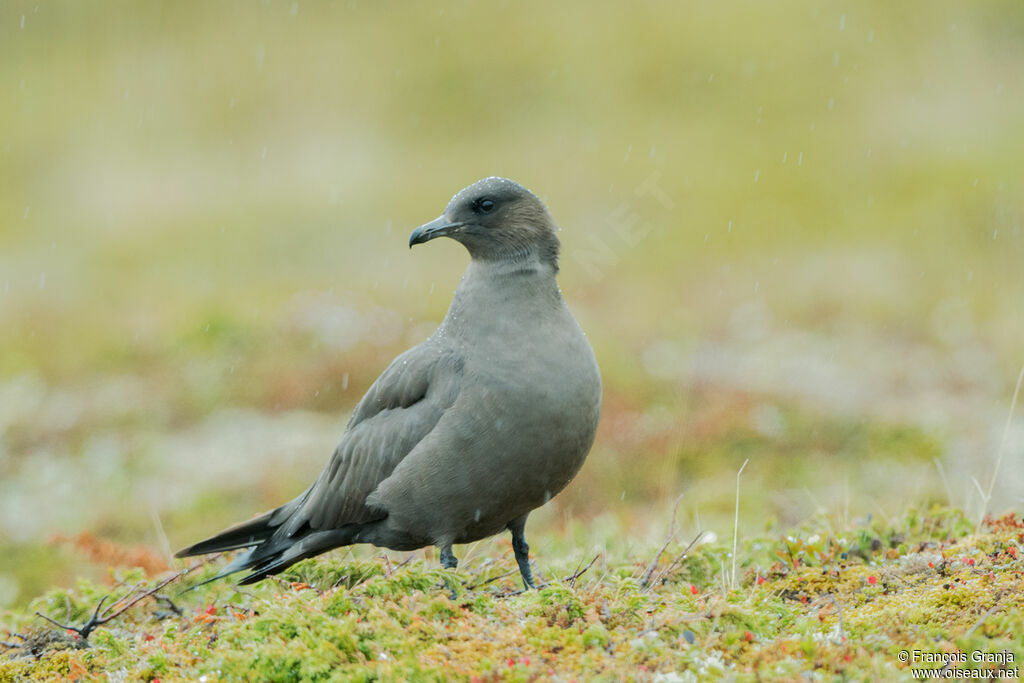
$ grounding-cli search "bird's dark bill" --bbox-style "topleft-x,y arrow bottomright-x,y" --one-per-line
409,216 -> 464,247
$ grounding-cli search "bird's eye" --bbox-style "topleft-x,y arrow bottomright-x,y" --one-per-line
476,198 -> 496,214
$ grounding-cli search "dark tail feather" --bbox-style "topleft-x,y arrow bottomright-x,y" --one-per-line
179,548 -> 261,594
175,488 -> 360,587
175,489 -> 312,559
179,523 -> 361,590
174,509 -> 278,558
236,527 -> 360,585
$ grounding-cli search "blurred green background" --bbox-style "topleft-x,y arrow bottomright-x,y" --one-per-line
1,1 -> 1023,608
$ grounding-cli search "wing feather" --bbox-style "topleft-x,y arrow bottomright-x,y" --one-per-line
176,340 -> 463,580
288,343 -> 463,533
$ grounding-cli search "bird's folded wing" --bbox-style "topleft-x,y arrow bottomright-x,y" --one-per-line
283,343 -> 464,534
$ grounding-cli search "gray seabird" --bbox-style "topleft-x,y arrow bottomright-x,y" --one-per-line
176,177 -> 602,589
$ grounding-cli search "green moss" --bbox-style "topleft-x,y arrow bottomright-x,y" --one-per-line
582,624 -> 610,649
4,509 -> 1024,680
530,583 -> 587,625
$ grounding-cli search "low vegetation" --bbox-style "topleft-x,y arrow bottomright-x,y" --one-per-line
2,506 -> 1021,681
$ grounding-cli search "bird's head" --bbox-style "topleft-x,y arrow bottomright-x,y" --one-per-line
409,177 -> 560,270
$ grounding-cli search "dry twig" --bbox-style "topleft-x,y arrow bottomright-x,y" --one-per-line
34,566 -> 198,641
731,458 -> 749,590
497,553 -> 601,597
644,530 -> 707,592
641,494 -> 685,588
567,554 -> 600,588
465,568 -> 519,591
977,363 -> 1024,530
810,593 -> 845,642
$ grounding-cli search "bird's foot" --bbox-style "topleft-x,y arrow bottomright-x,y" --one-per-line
439,545 -> 458,570
439,545 -> 460,599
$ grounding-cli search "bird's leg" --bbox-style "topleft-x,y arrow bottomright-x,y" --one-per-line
507,515 -> 536,590
438,544 -> 459,599
439,545 -> 458,569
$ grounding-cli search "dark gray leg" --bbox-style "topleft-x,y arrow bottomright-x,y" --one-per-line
439,545 -> 458,569
507,515 -> 535,590
438,544 -> 459,599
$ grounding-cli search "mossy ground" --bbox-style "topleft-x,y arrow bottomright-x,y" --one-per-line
2,507 -> 1021,681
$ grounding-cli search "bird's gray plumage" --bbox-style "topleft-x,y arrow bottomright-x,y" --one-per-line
176,177 -> 602,589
